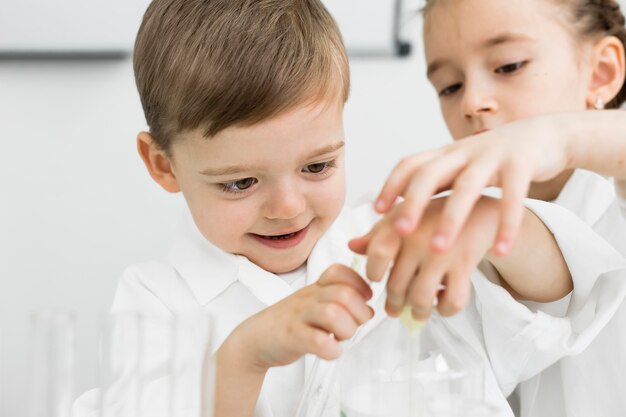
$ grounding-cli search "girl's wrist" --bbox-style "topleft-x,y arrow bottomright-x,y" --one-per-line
560,111 -> 590,171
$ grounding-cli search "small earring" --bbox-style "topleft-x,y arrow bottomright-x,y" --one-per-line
594,96 -> 605,110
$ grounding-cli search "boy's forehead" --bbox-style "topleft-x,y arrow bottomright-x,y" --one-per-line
173,100 -> 346,172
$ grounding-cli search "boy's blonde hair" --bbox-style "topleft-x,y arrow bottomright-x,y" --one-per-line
134,0 -> 350,152
422,0 -> 626,108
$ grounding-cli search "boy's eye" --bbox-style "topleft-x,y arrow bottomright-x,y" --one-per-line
221,177 -> 257,192
495,61 -> 527,74
439,83 -> 462,97
303,161 -> 335,174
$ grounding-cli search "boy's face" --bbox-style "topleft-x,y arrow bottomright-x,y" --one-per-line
166,101 -> 346,274
423,0 -> 594,140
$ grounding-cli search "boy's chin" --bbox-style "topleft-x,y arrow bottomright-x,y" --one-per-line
256,256 -> 309,275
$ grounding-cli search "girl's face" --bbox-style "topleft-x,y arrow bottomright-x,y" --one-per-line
424,0 -> 596,139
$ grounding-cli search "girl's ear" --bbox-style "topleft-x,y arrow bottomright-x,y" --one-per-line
137,132 -> 181,193
586,35 -> 625,108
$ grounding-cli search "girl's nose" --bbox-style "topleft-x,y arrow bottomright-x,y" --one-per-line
461,83 -> 498,119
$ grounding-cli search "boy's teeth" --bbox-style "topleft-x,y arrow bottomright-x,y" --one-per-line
266,232 -> 296,240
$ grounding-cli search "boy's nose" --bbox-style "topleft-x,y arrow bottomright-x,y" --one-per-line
263,184 -> 307,220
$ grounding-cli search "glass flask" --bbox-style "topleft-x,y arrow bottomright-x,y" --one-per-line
338,310 -> 485,417
97,312 -> 216,417
28,311 -> 77,417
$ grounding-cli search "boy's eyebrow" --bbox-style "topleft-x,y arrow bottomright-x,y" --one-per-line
427,32 -> 534,79
304,140 -> 345,160
199,140 -> 345,177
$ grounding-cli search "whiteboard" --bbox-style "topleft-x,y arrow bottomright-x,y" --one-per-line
324,0 -> 408,56
0,0 -> 407,57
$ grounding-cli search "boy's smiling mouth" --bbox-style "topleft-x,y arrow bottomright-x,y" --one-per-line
250,223 -> 311,249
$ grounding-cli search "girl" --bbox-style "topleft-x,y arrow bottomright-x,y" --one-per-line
360,0 -> 626,416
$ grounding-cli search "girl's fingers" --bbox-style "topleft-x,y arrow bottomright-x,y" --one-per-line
436,267 -> 472,316
365,227 -> 401,282
494,166 -> 531,255
374,151 -> 439,213
348,233 -> 371,255
431,158 -> 500,252
319,285 -> 374,324
393,154 -> 467,236
317,264 -> 373,300
385,247 -> 422,316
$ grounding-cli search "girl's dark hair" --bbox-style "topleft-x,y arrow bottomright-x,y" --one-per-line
422,0 -> 626,108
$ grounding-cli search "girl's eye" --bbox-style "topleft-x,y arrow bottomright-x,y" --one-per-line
439,83 -> 462,97
303,160 -> 335,174
221,177 -> 257,193
495,61 -> 527,74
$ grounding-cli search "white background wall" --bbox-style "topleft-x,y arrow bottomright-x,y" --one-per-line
0,5 -> 451,416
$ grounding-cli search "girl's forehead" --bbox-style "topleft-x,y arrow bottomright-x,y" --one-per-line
423,0 -> 571,48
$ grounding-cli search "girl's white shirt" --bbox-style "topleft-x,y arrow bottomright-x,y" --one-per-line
506,169 -> 626,417
72,176 -> 626,417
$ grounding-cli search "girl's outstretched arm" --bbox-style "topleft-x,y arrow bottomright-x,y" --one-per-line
375,110 -> 626,255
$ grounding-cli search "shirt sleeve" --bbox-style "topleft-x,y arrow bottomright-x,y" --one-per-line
472,199 -> 626,396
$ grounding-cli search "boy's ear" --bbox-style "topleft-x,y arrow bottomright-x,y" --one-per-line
137,132 -> 181,193
586,35 -> 625,108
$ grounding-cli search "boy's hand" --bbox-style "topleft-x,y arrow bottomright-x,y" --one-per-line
350,197 -> 500,319
224,264 -> 374,374
373,115 -> 570,256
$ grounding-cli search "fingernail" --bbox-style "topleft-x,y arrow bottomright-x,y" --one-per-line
375,200 -> 386,211
432,234 -> 447,249
386,303 -> 401,317
495,240 -> 509,255
411,308 -> 430,320
395,218 -> 411,233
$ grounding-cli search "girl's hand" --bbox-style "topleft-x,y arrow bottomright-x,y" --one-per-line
350,196 -> 501,319
374,115 -> 570,255
224,264 -> 374,373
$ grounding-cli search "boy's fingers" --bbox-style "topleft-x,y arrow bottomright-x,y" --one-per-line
431,162 -> 497,252
317,264 -> 373,300
319,285 -> 374,324
303,327 -> 341,360
494,168 -> 531,255
365,228 -> 401,282
385,247 -> 422,316
305,302 -> 359,341
375,152 -> 437,213
436,268 -> 472,316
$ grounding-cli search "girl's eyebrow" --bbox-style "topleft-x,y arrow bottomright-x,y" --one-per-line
480,32 -> 534,49
427,32 -> 534,79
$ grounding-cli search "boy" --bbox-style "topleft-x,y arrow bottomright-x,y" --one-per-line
73,0 -> 624,416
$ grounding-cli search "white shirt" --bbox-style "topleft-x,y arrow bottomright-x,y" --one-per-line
73,191 -> 626,417
507,170 -> 626,417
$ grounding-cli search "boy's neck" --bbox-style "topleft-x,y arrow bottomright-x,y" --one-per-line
528,170 -> 575,202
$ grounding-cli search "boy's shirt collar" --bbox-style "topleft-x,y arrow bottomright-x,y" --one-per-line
168,211 -> 240,306
168,203 -> 386,308
168,210 -> 298,307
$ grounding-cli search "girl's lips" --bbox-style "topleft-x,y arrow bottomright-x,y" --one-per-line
474,128 -> 490,135
250,224 -> 310,249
